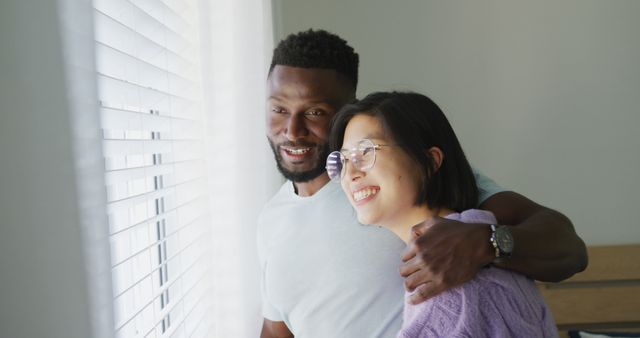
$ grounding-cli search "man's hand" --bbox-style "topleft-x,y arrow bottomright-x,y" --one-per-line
399,217 -> 494,304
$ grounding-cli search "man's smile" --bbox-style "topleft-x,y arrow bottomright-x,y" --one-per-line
280,145 -> 315,163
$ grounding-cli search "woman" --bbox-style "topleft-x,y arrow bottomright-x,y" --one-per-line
327,92 -> 557,337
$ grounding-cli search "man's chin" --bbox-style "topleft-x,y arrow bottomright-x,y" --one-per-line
268,138 -> 329,183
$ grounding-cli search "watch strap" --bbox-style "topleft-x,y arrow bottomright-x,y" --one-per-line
489,224 -> 500,258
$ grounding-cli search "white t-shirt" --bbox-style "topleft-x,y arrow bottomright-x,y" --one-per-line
257,169 -> 503,338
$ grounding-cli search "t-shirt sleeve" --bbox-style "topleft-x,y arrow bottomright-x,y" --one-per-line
472,166 -> 506,205
256,213 -> 285,322
261,277 -> 283,321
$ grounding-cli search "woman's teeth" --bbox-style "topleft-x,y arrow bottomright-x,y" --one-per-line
353,188 -> 378,202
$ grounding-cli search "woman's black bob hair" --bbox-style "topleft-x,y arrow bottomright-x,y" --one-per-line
328,91 -> 478,212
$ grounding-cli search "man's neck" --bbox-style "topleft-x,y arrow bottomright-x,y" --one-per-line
293,173 -> 331,197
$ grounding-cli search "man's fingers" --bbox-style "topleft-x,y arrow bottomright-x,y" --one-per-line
411,215 -> 446,236
401,242 -> 418,262
399,254 -> 425,277
403,217 -> 448,261
409,221 -> 428,239
403,265 -> 432,292
408,282 -> 445,305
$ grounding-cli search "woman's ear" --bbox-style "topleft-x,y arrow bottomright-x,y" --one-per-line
427,147 -> 444,173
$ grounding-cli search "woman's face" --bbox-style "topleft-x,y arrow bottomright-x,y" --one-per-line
340,114 -> 424,228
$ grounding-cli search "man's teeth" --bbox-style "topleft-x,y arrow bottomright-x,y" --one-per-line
284,148 -> 311,155
353,188 -> 378,202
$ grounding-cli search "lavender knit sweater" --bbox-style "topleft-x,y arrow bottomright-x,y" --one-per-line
397,210 -> 558,338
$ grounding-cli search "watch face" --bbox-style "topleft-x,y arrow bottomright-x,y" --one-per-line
496,226 -> 514,253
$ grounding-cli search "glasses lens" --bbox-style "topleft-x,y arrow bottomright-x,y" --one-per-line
356,139 -> 376,171
326,151 -> 344,180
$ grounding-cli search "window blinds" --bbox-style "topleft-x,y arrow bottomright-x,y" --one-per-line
93,0 -> 213,336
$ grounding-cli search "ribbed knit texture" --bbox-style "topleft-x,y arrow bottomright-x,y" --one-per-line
398,210 -> 558,338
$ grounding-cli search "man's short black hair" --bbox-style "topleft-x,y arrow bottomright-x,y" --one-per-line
329,91 -> 479,212
269,29 -> 359,89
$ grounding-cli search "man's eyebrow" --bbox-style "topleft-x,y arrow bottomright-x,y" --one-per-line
267,97 -> 334,107
267,95 -> 338,106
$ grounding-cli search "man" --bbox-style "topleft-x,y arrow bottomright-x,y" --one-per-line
258,29 -> 587,338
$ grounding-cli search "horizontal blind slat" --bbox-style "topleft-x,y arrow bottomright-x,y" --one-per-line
93,0 -> 198,61
111,218 -> 210,299
107,185 -> 208,235
97,77 -> 201,120
97,71 -> 199,103
104,161 -> 204,200
101,143 -> 203,162
109,203 -> 209,269
100,104 -> 200,123
138,259 -> 212,337
131,0 -> 197,40
95,41 -> 199,90
113,243 -> 211,333
93,9 -> 199,77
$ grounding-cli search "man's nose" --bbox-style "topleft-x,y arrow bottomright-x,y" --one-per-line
285,115 -> 308,141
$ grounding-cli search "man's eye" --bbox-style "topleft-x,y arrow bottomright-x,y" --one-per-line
306,110 -> 324,117
271,107 -> 286,114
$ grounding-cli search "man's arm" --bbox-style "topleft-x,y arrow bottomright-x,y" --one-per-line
400,191 -> 587,304
480,191 -> 587,281
260,319 -> 294,338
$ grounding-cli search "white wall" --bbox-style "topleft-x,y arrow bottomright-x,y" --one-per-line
273,0 -> 640,245
0,1 -> 112,337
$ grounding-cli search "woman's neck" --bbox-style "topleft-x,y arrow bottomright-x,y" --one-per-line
386,206 -> 455,243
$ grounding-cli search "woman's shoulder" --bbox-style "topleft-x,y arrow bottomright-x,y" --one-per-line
403,260 -> 538,319
444,209 -> 497,224
401,268 -> 549,337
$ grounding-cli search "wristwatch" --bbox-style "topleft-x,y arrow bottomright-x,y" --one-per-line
489,224 -> 514,259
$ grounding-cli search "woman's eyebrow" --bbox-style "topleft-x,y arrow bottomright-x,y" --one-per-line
340,135 -> 387,151
363,133 -> 386,140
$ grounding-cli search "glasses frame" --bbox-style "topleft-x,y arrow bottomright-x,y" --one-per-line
326,138 -> 396,180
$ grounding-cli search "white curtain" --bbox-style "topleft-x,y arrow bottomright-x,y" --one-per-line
58,0 -> 115,336
200,0 -> 280,337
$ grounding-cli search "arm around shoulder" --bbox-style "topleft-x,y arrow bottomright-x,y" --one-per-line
480,191 -> 588,282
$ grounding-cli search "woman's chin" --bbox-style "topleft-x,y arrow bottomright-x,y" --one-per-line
357,213 -> 378,226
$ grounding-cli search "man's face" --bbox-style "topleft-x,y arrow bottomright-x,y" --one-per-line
266,65 -> 353,182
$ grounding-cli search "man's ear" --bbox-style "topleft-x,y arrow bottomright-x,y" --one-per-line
427,147 -> 444,173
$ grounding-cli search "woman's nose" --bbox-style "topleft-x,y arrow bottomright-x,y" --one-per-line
343,157 -> 364,181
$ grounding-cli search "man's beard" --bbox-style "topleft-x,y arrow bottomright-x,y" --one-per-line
268,138 -> 330,183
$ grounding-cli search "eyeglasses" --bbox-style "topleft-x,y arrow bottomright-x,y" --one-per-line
326,138 -> 396,180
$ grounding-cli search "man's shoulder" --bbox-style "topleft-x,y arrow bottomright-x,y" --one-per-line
258,181 -> 292,224
263,180 -> 293,205
256,181 -> 293,258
